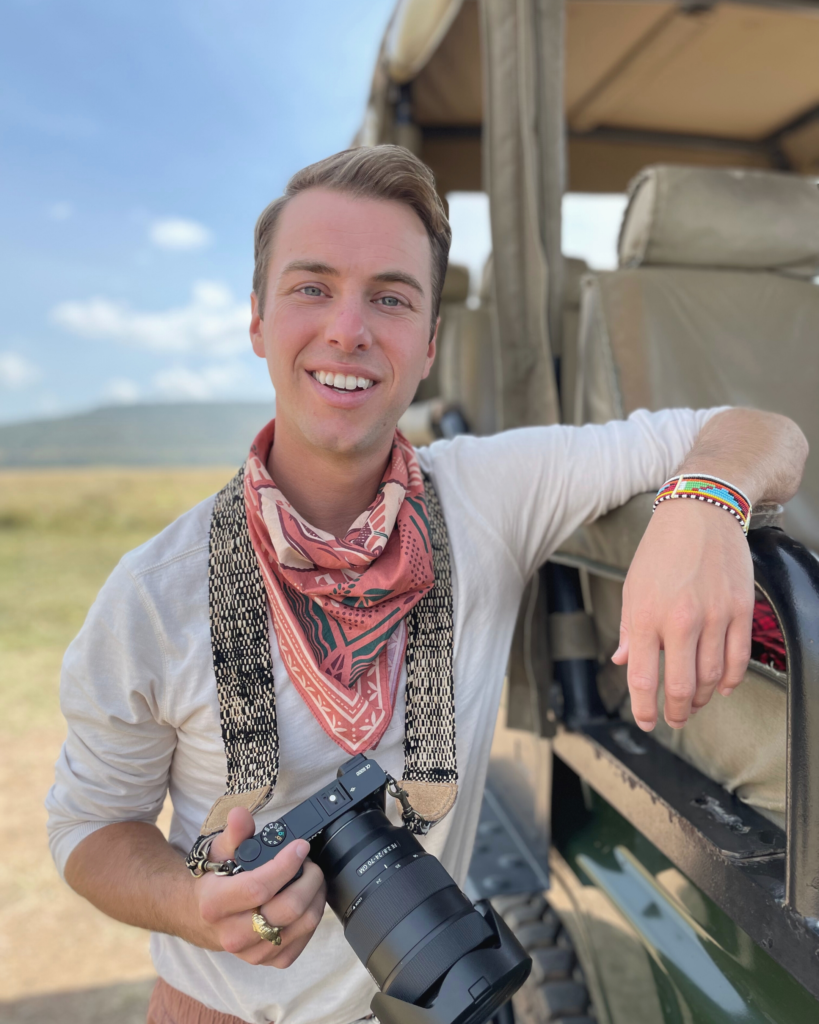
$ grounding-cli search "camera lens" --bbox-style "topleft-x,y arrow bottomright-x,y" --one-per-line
311,796 -> 531,1024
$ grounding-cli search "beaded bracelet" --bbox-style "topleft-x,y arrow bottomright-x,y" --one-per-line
653,474 -> 753,535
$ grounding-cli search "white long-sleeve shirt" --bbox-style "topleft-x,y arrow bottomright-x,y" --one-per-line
46,409 -> 720,1024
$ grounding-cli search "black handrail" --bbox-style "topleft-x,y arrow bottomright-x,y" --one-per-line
543,562 -> 606,728
749,527 -> 819,920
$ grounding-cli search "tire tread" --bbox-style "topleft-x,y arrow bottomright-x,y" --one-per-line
492,892 -> 595,1024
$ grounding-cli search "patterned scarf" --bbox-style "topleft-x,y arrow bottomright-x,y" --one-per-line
244,419 -> 435,754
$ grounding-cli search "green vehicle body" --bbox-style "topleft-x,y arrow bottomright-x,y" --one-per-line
551,787 -> 819,1024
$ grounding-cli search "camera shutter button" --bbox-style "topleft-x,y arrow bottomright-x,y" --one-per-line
237,837 -> 261,863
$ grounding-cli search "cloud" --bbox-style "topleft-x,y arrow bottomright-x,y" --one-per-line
51,281 -> 251,356
153,362 -> 247,400
0,352 -> 41,389
48,201 -> 74,221
103,377 -> 141,404
149,217 -> 213,250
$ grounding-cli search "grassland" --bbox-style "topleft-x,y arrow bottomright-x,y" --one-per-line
0,467 -> 234,1018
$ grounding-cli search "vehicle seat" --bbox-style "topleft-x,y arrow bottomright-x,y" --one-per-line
437,254 -> 498,435
575,164 -> 819,550
400,262 -> 472,445
560,164 -> 819,827
437,252 -> 589,432
414,262 -> 471,404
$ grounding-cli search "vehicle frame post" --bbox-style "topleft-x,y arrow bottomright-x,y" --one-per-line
749,526 -> 819,920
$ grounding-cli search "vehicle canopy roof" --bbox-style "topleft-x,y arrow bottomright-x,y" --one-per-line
360,0 -> 819,194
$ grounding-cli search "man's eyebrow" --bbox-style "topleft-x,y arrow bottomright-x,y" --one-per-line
372,270 -> 425,295
280,259 -> 339,276
279,260 -> 424,296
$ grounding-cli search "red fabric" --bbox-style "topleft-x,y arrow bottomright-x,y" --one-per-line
751,594 -> 787,672
147,978 -> 253,1024
244,419 -> 434,755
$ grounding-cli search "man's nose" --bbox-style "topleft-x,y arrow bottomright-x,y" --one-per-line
325,300 -> 372,353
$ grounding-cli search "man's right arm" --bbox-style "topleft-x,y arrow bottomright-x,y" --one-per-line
50,562 -> 325,968
64,810 -> 326,968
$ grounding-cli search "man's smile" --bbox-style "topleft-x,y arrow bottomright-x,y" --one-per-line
310,369 -> 375,391
305,367 -> 382,407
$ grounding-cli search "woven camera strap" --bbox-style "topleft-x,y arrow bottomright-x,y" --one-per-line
186,465 -> 457,874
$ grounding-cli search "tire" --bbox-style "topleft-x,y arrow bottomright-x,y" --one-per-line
491,892 -> 595,1024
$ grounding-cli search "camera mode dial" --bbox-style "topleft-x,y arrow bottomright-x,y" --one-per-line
261,821 -> 287,847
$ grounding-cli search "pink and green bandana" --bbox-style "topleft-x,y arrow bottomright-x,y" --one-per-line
244,419 -> 435,754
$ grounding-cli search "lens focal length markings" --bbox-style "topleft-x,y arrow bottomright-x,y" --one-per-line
357,842 -> 399,876
343,853 -> 424,924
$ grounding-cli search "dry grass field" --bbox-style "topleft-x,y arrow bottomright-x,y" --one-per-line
0,467 -> 235,1023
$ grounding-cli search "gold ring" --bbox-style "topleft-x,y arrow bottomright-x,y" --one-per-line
251,910 -> 283,945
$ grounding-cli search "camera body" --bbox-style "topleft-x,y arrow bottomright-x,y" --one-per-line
235,754 -> 531,1024
235,753 -> 390,870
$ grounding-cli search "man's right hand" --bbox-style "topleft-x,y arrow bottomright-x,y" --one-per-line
194,807 -> 328,968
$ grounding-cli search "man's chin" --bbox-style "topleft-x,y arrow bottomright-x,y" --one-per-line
301,414 -> 396,459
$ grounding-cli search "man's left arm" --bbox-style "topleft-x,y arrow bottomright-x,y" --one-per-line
615,407 -> 809,732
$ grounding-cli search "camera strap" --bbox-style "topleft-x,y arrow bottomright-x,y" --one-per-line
186,465 -> 457,874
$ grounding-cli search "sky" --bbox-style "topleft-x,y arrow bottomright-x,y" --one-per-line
448,191 -> 627,297
0,0 -> 625,425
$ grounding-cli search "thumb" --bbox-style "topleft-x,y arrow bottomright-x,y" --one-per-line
612,619 -> 629,665
208,806 -> 256,862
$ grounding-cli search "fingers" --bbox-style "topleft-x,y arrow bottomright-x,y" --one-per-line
200,839 -> 310,923
611,618 -> 629,666
633,613 -> 749,728
259,859 -> 326,930
691,620 -> 727,713
209,807 -> 256,862
266,886 -> 328,969
196,817 -> 327,969
220,867 -> 327,968
662,627 -> 698,729
717,614 -> 752,697
625,618 -> 661,732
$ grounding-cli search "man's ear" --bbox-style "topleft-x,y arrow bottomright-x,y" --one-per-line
249,292 -> 265,358
420,316 -> 440,380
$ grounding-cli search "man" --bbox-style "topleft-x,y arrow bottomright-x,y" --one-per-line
47,146 -> 807,1024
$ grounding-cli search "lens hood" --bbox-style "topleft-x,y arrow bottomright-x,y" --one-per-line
370,902 -> 531,1024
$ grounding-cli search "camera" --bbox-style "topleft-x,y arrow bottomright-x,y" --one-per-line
235,754 -> 532,1024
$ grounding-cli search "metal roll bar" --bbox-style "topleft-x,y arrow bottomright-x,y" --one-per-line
749,526 -> 819,919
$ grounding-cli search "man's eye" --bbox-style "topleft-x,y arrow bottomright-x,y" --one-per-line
377,296 -> 401,307
301,286 -> 324,297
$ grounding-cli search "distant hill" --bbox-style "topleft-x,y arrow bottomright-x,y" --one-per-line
0,402 -> 275,466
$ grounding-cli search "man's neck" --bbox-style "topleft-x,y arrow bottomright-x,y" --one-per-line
267,417 -> 392,537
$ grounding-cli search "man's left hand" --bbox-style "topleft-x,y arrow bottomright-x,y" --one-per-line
612,498 -> 755,731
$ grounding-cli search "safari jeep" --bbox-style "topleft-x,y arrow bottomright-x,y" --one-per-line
357,2 -> 819,1021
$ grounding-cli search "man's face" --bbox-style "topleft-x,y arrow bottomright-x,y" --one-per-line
250,187 -> 438,457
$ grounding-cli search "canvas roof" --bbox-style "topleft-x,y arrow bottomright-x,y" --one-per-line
364,0 -> 819,192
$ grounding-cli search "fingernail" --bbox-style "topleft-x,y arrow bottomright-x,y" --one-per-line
294,840 -> 310,859
635,718 -> 655,732
611,646 -> 623,663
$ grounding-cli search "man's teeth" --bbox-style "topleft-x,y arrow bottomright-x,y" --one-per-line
312,371 -> 374,390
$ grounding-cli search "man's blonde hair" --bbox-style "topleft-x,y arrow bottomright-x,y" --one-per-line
253,146 -> 452,333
